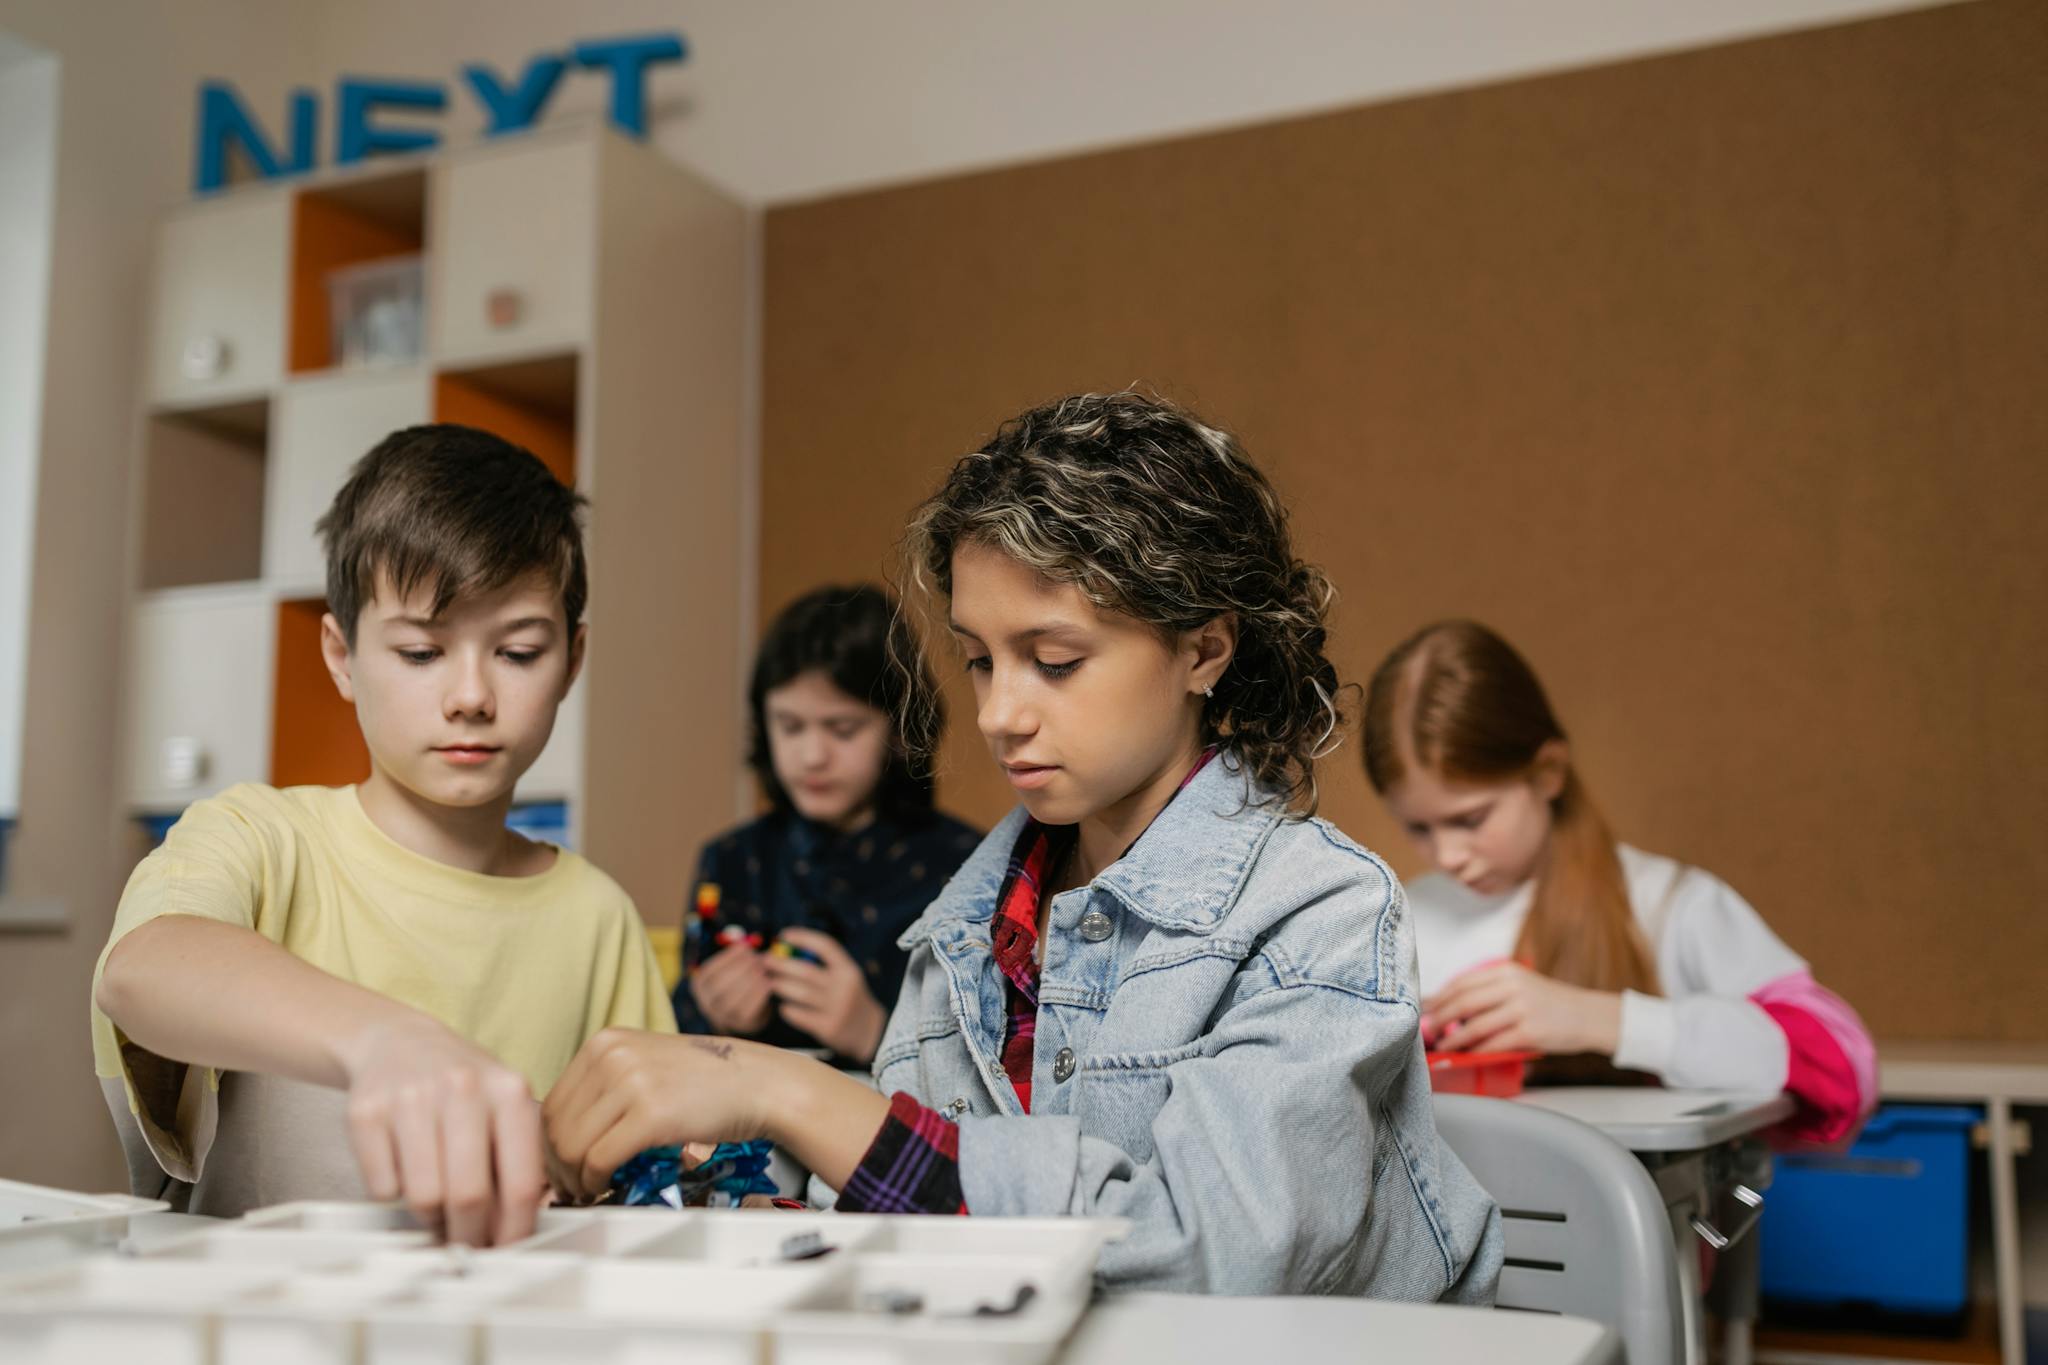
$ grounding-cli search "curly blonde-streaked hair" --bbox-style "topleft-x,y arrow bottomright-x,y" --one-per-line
899,391 -> 1352,812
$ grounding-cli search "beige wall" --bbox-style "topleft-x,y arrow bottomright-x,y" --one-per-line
0,0 -> 311,1189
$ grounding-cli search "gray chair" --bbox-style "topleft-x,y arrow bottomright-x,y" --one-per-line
1434,1093 -> 1684,1365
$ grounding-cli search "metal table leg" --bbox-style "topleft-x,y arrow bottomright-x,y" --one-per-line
1987,1098 -> 2025,1365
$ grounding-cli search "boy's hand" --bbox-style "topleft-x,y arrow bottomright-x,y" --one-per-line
541,1030 -> 775,1202
692,943 -> 774,1036
1422,962 -> 1622,1056
762,929 -> 887,1064
341,1017 -> 546,1247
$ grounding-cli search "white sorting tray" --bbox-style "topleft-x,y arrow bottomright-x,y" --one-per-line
214,1250 -> 588,1365
237,1200 -> 428,1233
0,1257 -> 292,1365
147,1226 -> 437,1267
481,1260 -> 840,1365
776,1251 -> 1089,1365
0,1178 -> 168,1272
517,1206 -> 888,1262
833,1213 -> 1127,1300
1,1197 -> 1127,1365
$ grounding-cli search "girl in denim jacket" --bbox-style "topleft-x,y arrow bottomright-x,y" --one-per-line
544,393 -> 1502,1299
1364,620 -> 1876,1144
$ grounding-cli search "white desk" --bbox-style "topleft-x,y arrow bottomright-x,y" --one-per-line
1518,1087 -> 1793,1152
1520,1087 -> 1794,1365
1063,1292 -> 1617,1364
1877,1041 -> 2048,1365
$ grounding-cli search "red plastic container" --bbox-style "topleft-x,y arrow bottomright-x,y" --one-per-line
1424,1050 -> 1539,1097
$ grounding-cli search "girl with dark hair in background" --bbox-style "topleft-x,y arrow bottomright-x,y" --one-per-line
673,585 -> 978,1067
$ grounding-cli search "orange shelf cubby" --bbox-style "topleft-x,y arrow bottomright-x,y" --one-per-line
270,597 -> 370,789
433,352 -> 579,487
288,169 -> 428,375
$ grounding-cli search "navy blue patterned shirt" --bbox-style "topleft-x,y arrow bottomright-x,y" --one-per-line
672,807 -> 981,1059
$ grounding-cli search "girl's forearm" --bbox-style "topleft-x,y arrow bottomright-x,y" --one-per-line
1582,987 -> 1624,1055
758,1048 -> 894,1189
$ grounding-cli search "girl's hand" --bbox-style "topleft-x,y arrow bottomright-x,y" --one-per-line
763,929 -> 888,1064
541,1028 -> 892,1200
1421,962 -> 1622,1056
692,943 -> 774,1036
541,1030 -> 773,1203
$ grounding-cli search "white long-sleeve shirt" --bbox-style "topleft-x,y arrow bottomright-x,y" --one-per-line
1407,844 -> 1876,1141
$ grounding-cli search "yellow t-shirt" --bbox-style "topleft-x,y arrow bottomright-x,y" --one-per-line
90,783 -> 675,1199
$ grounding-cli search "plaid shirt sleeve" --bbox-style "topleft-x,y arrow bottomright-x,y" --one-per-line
835,1091 -> 969,1215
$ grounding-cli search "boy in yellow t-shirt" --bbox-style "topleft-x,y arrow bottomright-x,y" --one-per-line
91,424 -> 674,1245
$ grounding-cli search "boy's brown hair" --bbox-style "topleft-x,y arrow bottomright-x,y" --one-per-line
316,423 -> 588,645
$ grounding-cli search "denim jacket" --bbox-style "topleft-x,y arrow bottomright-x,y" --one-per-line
872,755 -> 1503,1299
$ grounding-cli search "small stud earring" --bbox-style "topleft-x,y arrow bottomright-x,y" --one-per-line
1202,685 -> 1214,699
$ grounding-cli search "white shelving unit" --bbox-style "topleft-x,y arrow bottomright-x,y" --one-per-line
143,190 -> 289,410
124,584 -> 278,816
429,136 -> 597,366
263,367 -> 431,594
121,122 -> 750,922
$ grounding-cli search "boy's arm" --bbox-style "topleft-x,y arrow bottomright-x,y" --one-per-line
98,915 -> 545,1246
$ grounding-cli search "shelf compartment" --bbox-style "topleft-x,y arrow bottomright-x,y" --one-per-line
269,598 -> 369,791
265,367 -> 431,589
433,351 -> 579,487
137,399 -> 269,591
124,583 -> 276,812
289,168 -> 428,376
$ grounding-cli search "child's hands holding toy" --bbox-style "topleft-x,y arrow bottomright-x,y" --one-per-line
541,1028 -> 890,1202
1421,961 -> 1622,1056
762,928 -> 887,1064
691,938 -> 775,1036
541,1030 -> 777,1203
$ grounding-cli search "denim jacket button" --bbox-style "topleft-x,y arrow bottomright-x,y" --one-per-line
1077,910 -> 1114,942
1052,1047 -> 1077,1083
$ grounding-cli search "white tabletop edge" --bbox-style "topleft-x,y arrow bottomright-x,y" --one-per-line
1513,1087 -> 1795,1151
1061,1292 -> 1618,1365
1879,1042 -> 2048,1104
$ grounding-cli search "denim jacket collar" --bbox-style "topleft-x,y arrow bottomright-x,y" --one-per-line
901,753 -> 1284,948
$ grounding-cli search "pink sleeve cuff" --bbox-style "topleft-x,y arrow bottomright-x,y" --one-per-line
1751,971 -> 1877,1144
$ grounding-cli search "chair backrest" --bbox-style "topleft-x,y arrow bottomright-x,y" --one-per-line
1434,1093 -> 1683,1365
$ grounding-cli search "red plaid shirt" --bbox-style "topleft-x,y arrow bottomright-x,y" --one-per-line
838,753 -> 1211,1216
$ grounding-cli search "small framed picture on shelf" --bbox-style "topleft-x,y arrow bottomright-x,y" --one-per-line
328,255 -> 423,368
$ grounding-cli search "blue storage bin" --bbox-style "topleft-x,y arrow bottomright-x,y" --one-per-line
1761,1103 -> 1982,1315
136,811 -> 183,848
141,804 -> 573,851
506,800 -> 571,849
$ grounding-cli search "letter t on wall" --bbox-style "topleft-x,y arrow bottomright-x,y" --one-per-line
571,34 -> 688,138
